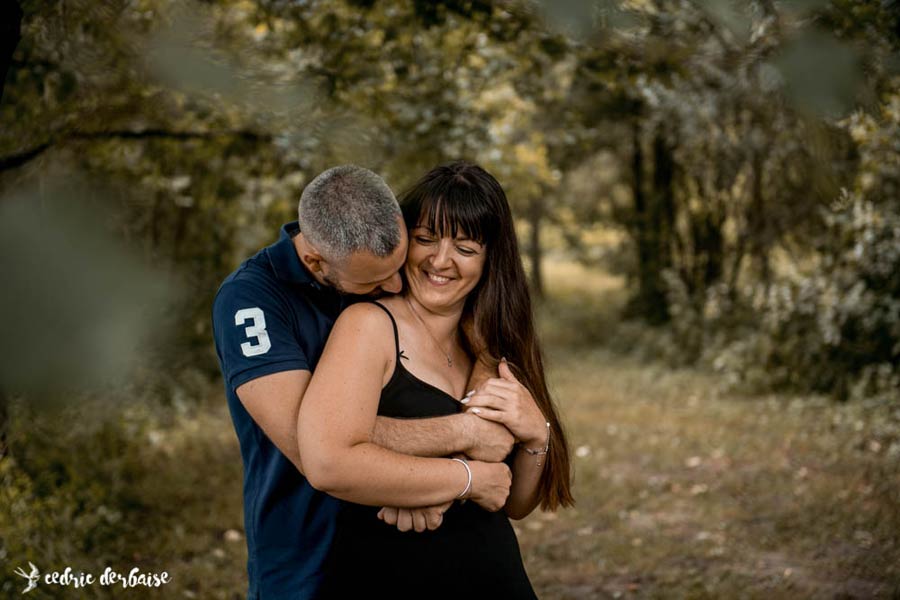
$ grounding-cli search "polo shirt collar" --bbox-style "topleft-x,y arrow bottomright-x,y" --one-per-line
267,221 -> 321,288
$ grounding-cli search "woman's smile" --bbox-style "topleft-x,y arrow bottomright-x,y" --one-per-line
423,269 -> 455,286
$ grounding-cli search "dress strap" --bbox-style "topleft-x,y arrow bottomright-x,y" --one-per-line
367,301 -> 402,361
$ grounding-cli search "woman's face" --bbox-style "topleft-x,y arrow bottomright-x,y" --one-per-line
405,222 -> 486,314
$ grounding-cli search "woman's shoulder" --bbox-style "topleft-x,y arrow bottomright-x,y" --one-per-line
332,300 -> 397,338
322,302 -> 397,374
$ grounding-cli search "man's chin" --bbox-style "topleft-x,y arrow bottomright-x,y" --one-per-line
362,288 -> 396,299
323,274 -> 399,299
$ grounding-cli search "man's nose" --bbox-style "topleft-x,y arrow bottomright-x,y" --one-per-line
381,272 -> 403,294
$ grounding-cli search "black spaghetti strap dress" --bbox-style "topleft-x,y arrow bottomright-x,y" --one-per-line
318,301 -> 537,600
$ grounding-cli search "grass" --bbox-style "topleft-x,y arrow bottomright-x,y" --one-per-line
521,259 -> 900,598
2,259 -> 898,598
520,347 -> 899,598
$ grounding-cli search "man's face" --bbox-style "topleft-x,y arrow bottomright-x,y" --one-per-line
321,227 -> 408,296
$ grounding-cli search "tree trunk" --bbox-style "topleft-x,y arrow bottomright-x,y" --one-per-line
652,130 -> 675,274
0,1 -> 22,103
528,195 -> 544,299
630,120 -> 655,319
628,122 -> 673,324
749,148 -> 771,288
0,388 -> 8,458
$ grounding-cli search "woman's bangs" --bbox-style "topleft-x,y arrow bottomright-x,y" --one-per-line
418,186 -> 492,244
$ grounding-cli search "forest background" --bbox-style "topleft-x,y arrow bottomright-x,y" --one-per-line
1,0 -> 898,597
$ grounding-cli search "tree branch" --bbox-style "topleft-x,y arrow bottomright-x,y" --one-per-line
0,128 -> 273,172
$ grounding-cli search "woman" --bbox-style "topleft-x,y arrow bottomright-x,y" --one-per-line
298,161 -> 573,598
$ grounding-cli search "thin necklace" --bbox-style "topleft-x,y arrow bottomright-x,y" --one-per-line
404,295 -> 454,368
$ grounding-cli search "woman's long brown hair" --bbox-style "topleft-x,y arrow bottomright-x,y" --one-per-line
400,161 -> 574,511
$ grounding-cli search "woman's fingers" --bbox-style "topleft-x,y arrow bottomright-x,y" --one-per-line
380,506 -> 399,526
396,509 -> 413,532
463,392 -> 509,411
481,378 -> 519,392
412,509 -> 427,533
383,502 -> 452,533
467,406 -> 506,423
498,359 -> 525,385
424,507 -> 444,530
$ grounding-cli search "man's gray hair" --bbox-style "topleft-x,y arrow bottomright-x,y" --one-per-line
298,165 -> 402,261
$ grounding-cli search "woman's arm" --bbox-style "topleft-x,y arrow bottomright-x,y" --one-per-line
462,359 -> 549,519
503,441 -> 546,519
297,303 -> 511,509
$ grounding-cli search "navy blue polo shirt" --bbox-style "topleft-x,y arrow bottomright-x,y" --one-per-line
212,221 -> 345,599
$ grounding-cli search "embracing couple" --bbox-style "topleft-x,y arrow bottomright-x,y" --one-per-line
213,162 -> 574,599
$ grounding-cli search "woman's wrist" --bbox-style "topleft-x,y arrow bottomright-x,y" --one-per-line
521,421 -> 549,448
521,421 -> 550,466
451,457 -> 472,499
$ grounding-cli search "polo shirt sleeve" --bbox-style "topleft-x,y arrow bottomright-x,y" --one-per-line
213,280 -> 310,392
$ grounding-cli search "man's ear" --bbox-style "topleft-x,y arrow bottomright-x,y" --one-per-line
299,251 -> 324,273
294,233 -> 324,273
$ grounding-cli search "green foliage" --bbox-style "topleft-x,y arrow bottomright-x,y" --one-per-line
665,87 -> 900,400
1,401 -> 156,581
0,0 -> 895,409
0,369 -> 241,598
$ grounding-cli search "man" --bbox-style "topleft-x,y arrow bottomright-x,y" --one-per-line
212,165 -> 513,599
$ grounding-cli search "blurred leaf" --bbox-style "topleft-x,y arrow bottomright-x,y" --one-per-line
144,4 -> 316,118
773,30 -> 864,118
0,180 -> 178,397
533,0 -> 636,39
698,0 -> 751,43
781,0 -> 832,12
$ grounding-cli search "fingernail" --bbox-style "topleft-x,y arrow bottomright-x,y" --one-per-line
466,390 -> 475,397
460,398 -> 469,404
501,357 -> 508,363
471,408 -> 481,414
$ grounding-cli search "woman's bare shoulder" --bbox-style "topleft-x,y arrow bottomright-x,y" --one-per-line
331,301 -> 396,341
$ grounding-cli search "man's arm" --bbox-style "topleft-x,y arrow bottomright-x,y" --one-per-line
236,369 -> 310,474
371,412 -> 513,462
236,369 -> 513,477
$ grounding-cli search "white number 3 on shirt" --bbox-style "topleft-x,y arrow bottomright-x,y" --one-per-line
235,307 -> 272,357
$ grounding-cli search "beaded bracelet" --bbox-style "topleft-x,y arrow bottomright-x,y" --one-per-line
523,421 -> 551,467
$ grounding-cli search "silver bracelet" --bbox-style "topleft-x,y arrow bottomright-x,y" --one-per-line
523,421 -> 551,467
451,457 -> 472,499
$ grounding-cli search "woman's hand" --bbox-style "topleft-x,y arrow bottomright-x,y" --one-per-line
462,359 -> 547,447
466,460 -> 512,512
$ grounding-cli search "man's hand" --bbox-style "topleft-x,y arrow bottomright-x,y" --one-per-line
377,500 -> 453,533
461,411 -> 515,462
